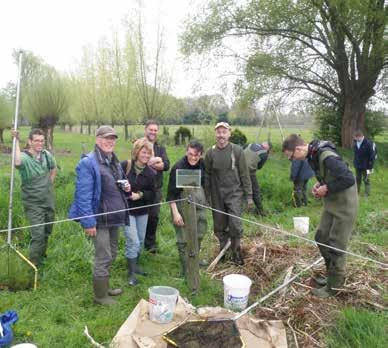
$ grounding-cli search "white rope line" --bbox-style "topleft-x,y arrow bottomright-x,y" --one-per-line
0,198 -> 187,234
190,200 -> 388,268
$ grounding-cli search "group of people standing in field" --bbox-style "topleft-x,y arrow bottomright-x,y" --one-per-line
10,121 -> 376,305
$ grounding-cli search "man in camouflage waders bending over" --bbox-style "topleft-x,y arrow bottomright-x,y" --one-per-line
282,134 -> 358,298
205,122 -> 253,265
12,128 -> 57,267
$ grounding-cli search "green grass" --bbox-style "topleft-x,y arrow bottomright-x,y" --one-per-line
0,126 -> 387,346
326,308 -> 388,348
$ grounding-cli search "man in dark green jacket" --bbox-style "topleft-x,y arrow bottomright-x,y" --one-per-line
12,128 -> 57,267
205,122 -> 253,265
282,134 -> 358,298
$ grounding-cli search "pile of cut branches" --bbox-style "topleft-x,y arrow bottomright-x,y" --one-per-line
208,238 -> 387,347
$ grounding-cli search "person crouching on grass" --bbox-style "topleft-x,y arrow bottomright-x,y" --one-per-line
282,134 -> 358,298
121,138 -> 156,286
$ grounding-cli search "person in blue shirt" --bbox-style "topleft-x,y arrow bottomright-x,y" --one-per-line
290,159 -> 314,207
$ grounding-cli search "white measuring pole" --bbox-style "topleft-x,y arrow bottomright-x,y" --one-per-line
7,51 -> 23,245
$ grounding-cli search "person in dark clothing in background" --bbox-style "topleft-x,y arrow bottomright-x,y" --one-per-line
69,126 -> 130,306
143,120 -> 170,253
290,159 -> 314,207
121,138 -> 156,286
282,134 -> 358,298
243,142 -> 270,215
167,140 -> 207,276
353,129 -> 376,196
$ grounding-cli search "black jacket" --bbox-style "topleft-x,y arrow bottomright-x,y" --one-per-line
167,156 -> 205,201
353,137 -> 375,170
307,140 -> 355,193
121,160 -> 156,216
153,142 -> 170,189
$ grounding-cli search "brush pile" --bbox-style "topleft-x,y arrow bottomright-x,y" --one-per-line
209,238 -> 387,347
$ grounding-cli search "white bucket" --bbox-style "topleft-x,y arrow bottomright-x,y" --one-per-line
293,216 -> 309,234
223,274 -> 252,311
148,286 -> 179,324
11,345 -> 38,348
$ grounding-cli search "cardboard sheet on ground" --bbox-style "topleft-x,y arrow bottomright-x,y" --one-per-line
110,297 -> 287,348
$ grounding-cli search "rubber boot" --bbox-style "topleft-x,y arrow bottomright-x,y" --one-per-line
93,277 -> 117,305
127,258 -> 138,286
135,253 -> 147,276
231,237 -> 244,266
312,257 -> 329,287
311,273 -> 343,298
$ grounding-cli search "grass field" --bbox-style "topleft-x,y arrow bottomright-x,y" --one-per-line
0,126 -> 387,347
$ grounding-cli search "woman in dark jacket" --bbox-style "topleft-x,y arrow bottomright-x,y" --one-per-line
121,138 -> 156,286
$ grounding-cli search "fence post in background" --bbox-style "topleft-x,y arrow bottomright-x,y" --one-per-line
182,188 -> 200,293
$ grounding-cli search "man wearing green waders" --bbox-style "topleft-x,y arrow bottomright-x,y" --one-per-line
282,134 -> 358,298
205,122 -> 253,265
12,128 -> 57,267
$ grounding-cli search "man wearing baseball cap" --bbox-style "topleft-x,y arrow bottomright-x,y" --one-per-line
69,126 -> 130,305
204,122 -> 253,265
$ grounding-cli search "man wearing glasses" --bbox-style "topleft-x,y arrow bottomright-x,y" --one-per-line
12,128 -> 57,267
282,134 -> 358,298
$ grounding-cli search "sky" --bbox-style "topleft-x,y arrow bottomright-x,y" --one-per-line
0,0 -> 234,99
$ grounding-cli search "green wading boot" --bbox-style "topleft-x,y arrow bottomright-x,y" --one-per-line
231,237 -> 244,266
127,258 -> 139,286
311,274 -> 344,298
313,276 -> 327,287
93,277 -> 117,306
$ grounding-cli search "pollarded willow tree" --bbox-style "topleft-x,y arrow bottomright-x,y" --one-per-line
181,0 -> 388,147
19,51 -> 68,151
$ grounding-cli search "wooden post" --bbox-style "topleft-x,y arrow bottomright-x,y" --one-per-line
182,188 -> 200,292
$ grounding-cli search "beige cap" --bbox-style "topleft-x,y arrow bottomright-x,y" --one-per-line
96,126 -> 118,138
214,122 -> 231,130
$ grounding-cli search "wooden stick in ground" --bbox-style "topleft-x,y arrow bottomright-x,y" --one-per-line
207,239 -> 231,272
279,266 -> 294,299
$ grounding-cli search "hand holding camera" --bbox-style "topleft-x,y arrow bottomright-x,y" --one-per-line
117,179 -> 131,192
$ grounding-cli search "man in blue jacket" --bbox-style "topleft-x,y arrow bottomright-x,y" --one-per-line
69,126 -> 130,305
353,130 -> 375,196
290,159 -> 314,207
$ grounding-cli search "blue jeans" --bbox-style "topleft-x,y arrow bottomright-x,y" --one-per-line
124,214 -> 149,259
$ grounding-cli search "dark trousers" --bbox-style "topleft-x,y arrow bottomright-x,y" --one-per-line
144,189 -> 162,250
355,168 -> 370,195
250,172 -> 263,212
293,180 -> 308,207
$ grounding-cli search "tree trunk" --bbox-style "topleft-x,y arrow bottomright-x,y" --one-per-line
42,126 -> 55,152
0,128 -> 4,143
87,122 -> 91,135
341,97 -> 367,148
80,122 -> 84,134
124,121 -> 129,141
69,124 -> 73,132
